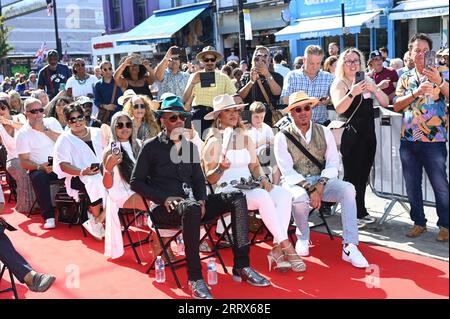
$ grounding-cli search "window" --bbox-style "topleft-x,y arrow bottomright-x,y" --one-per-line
110,0 -> 122,29
135,0 -> 147,25
417,17 -> 441,34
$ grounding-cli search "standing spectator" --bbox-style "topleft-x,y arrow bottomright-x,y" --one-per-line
389,58 -> 404,72
323,56 -> 338,75
282,45 -> 334,125
398,50 -> 415,78
330,48 -> 389,227
231,68 -> 244,90
183,46 -> 236,137
47,96 -> 72,130
293,56 -> 304,70
379,47 -> 391,68
114,54 -> 155,100
155,46 -> 190,101
273,53 -> 291,79
26,72 -> 39,94
393,33 -> 449,242
16,98 -> 64,229
239,46 -> 283,126
227,50 -> 240,63
328,42 -> 340,57
37,50 -> 71,100
367,50 -> 399,104
94,61 -> 122,124
65,59 -> 98,114
0,98 -> 36,213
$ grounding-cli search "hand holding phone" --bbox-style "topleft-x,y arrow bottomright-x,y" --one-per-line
90,163 -> 100,171
48,156 -> 53,166
171,46 -> 182,56
424,51 -> 436,70
184,116 -> 192,129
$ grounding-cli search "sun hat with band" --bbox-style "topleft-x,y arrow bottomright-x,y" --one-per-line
283,91 -> 319,113
118,89 -> 137,106
204,94 -> 248,121
156,95 -> 191,118
196,46 -> 223,62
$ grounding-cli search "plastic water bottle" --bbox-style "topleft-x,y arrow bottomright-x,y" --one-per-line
155,256 -> 166,283
176,235 -> 185,256
207,257 -> 218,286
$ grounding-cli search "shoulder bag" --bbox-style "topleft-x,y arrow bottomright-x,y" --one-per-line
256,78 -> 284,126
281,130 -> 325,171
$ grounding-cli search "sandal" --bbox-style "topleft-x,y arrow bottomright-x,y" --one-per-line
267,245 -> 291,272
282,243 -> 306,272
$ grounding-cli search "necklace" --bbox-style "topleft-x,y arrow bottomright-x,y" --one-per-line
77,75 -> 87,85
74,127 -> 89,139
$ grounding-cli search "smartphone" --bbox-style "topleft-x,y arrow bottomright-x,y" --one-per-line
90,163 -> 100,170
184,116 -> 192,129
424,51 -> 436,70
48,156 -> 53,166
200,72 -> 216,88
132,56 -> 142,65
111,141 -> 121,156
59,83 -> 66,92
240,110 -> 252,124
172,46 -> 182,56
355,71 -> 365,84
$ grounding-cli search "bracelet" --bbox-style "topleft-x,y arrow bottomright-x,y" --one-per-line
216,166 -> 224,175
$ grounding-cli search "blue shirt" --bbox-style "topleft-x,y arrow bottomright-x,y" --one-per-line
281,69 -> 334,124
37,63 -> 72,99
94,78 -> 123,114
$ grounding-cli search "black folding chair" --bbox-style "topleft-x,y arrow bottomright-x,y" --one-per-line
142,197 -> 228,289
0,263 -> 19,299
117,208 -> 150,265
309,203 -> 335,240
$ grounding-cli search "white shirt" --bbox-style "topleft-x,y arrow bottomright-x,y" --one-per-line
274,64 -> 291,79
0,114 -> 27,160
15,117 -> 63,164
248,123 -> 274,153
274,121 -> 339,185
66,75 -> 99,115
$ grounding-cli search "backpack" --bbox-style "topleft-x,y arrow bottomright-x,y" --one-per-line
54,187 -> 88,225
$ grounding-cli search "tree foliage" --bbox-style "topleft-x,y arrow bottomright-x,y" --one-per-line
0,16 -> 14,60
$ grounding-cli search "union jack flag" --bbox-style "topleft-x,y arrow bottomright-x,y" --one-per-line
33,42 -> 48,66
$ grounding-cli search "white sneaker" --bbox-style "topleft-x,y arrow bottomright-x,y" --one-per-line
83,219 -> 103,241
43,218 -> 56,229
342,244 -> 369,268
295,239 -> 310,257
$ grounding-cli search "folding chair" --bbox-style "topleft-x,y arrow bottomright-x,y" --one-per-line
142,197 -> 228,289
308,202 -> 335,240
0,263 -> 19,299
27,179 -> 64,218
117,208 -> 150,265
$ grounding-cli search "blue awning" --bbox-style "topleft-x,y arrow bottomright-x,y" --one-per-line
389,0 -> 448,20
275,11 -> 381,41
117,2 -> 210,46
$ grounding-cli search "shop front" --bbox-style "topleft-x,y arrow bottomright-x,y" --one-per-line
275,0 -> 393,63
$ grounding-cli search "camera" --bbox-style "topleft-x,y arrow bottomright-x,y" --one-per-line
48,156 -> 53,166
172,47 -> 183,56
111,141 -> 121,156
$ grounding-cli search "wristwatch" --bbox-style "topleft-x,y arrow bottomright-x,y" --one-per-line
347,92 -> 354,99
267,75 -> 274,81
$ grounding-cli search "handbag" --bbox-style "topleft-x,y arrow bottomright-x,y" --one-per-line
327,95 -> 362,151
256,78 -> 284,126
96,83 -> 118,124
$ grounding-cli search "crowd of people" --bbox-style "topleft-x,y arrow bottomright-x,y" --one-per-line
0,32 -> 448,299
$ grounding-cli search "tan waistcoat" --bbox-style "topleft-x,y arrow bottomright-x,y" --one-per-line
285,123 -> 326,177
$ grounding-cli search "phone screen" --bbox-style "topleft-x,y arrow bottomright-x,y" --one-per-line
172,47 -> 182,56
355,71 -> 365,84
200,72 -> 216,88
184,116 -> 192,129
90,163 -> 100,170
240,110 -> 252,124
424,51 -> 436,70
48,156 -> 53,166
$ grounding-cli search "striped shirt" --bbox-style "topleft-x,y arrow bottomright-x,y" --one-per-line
281,70 -> 334,124
191,71 -> 236,108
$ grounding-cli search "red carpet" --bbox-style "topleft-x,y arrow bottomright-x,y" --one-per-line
0,192 -> 448,299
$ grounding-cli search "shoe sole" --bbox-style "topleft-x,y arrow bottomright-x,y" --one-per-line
232,275 -> 271,287
342,255 -> 368,268
82,223 -> 103,241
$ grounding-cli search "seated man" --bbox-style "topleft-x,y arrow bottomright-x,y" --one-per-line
16,98 -> 64,229
130,96 -> 270,299
76,96 -> 102,128
274,91 -> 369,268
0,189 -> 56,292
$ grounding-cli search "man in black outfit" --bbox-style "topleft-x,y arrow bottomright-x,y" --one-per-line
130,96 -> 270,299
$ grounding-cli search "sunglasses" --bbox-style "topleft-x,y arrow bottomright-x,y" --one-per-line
171,57 -> 181,61
167,114 -> 187,123
102,67 -> 112,71
133,104 -> 146,110
28,108 -> 45,114
115,122 -> 133,129
0,104 -> 8,111
203,58 -> 217,63
293,105 -> 311,113
69,115 -> 85,124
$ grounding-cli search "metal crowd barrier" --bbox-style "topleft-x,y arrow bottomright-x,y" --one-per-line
371,107 -> 449,228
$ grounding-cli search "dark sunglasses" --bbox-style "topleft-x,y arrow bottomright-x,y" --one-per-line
133,104 -> 146,110
167,114 -> 187,123
203,58 -> 216,63
28,108 -> 45,114
102,67 -> 112,71
294,105 -> 311,113
115,122 -> 133,129
0,104 -> 8,111
69,115 -> 85,124
171,57 -> 181,61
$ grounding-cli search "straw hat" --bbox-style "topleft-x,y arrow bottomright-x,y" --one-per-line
118,89 -> 137,106
196,46 -> 223,62
204,94 -> 247,121
282,91 -> 319,113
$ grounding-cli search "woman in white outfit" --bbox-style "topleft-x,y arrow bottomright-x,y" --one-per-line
53,103 -> 105,240
201,94 -> 305,273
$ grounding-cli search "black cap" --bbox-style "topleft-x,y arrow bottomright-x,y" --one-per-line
47,50 -> 59,58
369,50 -> 383,62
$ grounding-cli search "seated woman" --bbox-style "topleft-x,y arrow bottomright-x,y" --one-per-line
0,98 -> 36,212
247,102 -> 280,185
201,94 -> 306,273
102,112 -> 175,260
123,94 -> 160,142
47,96 -> 72,130
53,103 -> 105,240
